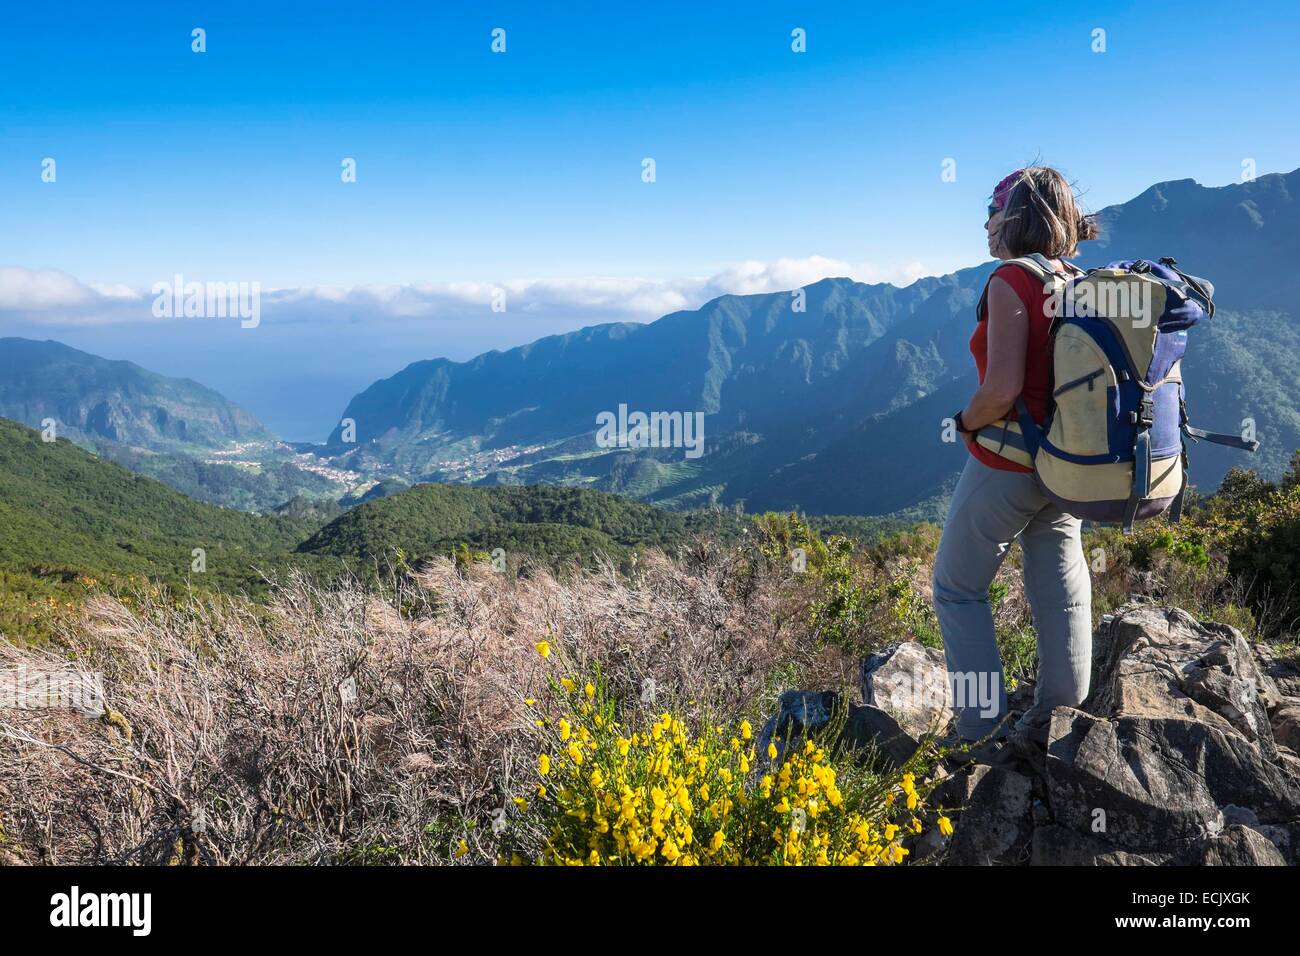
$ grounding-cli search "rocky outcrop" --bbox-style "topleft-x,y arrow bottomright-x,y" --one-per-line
763,602 -> 1300,865
937,764 -> 1034,865
963,606 -> 1300,864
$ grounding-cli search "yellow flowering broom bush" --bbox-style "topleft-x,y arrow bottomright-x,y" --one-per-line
513,669 -> 949,866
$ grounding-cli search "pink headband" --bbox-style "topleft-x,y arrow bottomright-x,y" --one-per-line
990,169 -> 1024,210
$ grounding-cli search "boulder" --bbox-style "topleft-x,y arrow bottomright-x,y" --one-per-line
1044,709 -> 1222,847
755,690 -> 838,765
1255,643 -> 1300,699
755,689 -> 919,769
1086,606 -> 1277,756
840,704 -> 919,768
1200,825 -> 1289,866
1028,606 -> 1300,865
860,641 -> 953,738
953,605 -> 1300,864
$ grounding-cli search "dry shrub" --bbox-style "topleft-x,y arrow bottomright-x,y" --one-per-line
0,544 -> 846,865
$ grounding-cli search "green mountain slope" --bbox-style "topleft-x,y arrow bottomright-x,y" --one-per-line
298,482 -> 745,564
0,337 -> 353,511
0,337 -> 271,450
0,417 -> 762,640
0,417 -> 318,595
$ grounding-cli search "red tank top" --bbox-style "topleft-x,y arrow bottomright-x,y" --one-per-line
968,263 -> 1056,473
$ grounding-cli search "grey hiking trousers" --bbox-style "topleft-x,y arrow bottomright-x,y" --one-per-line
932,454 -> 1093,741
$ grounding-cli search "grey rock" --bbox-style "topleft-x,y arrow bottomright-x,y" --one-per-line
1221,803 -> 1260,827
755,690 -> 839,764
943,764 -> 1033,865
1044,708 -> 1226,848
1254,643 -> 1300,699
1030,824 -> 1171,866
840,704 -> 919,768
860,640 -> 953,738
775,602 -> 1300,867
1201,825 -> 1288,865
756,690 -> 920,769
1272,703 -> 1300,753
1085,606 -> 1277,757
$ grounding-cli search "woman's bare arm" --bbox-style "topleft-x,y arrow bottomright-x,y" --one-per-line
960,275 -> 1028,434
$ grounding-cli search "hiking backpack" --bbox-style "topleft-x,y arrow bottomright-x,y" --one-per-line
973,254 -> 1259,533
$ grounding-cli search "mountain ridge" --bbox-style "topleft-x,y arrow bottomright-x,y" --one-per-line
321,167 -> 1300,513
0,337 -> 272,450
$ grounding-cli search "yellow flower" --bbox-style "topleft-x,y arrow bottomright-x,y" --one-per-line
585,682 -> 596,699
524,698 -> 536,706
938,816 -> 954,837
558,718 -> 571,741
561,677 -> 576,693
513,796 -> 529,810
454,840 -> 469,859
534,641 -> 551,658
767,742 -> 778,761
538,753 -> 551,776
710,830 -> 725,852
740,719 -> 752,740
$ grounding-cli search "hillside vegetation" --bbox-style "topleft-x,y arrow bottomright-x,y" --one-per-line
0,418 -> 315,585
5,449 -> 1300,865
0,418 -> 763,640
297,482 -> 745,563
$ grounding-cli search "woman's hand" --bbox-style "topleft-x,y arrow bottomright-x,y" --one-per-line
960,275 -> 1029,431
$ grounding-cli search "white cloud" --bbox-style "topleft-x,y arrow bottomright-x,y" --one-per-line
0,266 -> 99,310
0,256 -> 944,328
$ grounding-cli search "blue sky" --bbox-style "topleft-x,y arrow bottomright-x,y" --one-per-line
3,0 -> 1300,439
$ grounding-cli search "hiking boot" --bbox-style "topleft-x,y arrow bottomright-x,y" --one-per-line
1008,724 -> 1049,768
935,713 -> 1020,766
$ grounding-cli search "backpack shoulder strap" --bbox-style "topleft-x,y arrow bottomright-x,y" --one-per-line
976,256 -> 1074,321
1010,254 -> 1056,282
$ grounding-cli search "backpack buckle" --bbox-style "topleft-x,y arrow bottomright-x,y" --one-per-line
1133,395 -> 1155,428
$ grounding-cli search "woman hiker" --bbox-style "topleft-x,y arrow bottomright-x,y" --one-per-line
935,166 -> 1099,761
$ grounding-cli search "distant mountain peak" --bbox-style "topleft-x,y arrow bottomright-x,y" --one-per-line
0,336 -> 273,452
